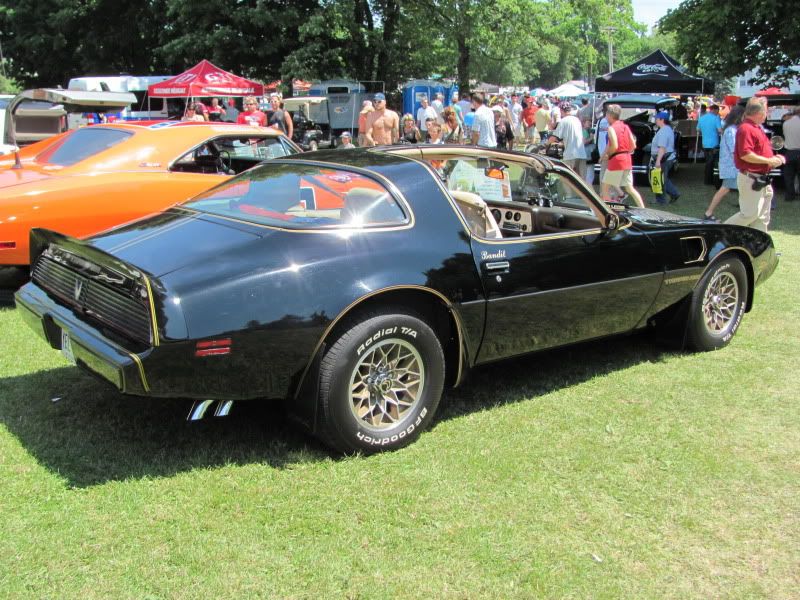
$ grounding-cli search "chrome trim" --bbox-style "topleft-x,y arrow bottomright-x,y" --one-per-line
293,284 -> 467,399
214,400 -> 234,417
680,235 -> 708,264
484,261 -> 510,271
128,352 -> 150,393
188,399 -> 214,421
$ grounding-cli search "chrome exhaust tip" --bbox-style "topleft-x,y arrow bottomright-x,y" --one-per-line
214,400 -> 233,417
187,399 -> 234,421
187,399 -> 214,421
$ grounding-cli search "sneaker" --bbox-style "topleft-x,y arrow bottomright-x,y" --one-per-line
702,214 -> 719,223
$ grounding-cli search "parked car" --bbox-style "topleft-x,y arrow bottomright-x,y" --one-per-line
283,96 -> 336,151
595,95 -> 682,178
0,119 -> 300,287
16,145 -> 778,453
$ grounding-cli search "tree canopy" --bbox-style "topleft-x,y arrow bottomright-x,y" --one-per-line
659,0 -> 799,86
0,0 -> 678,92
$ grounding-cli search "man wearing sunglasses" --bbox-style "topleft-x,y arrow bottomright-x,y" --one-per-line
364,93 -> 399,146
237,96 -> 267,127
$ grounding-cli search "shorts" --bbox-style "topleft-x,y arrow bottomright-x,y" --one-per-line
602,168 -> 633,188
721,177 -> 737,190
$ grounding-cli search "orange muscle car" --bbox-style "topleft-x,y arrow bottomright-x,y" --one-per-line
0,121 -> 300,285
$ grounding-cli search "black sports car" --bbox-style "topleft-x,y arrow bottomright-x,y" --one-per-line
16,145 -> 778,453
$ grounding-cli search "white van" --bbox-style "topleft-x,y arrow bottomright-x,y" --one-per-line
67,75 -> 173,123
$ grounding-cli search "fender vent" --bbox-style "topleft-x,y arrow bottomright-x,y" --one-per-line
680,236 -> 707,264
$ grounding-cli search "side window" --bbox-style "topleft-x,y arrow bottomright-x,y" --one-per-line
433,157 -> 603,238
214,137 -> 291,160
183,163 -> 407,229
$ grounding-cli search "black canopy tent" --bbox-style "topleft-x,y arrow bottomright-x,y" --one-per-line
595,50 -> 715,163
595,50 -> 715,95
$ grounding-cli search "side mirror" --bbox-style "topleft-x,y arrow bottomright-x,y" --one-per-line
605,212 -> 620,231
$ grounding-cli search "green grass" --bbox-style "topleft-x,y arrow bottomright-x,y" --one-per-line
1,164 -> 799,598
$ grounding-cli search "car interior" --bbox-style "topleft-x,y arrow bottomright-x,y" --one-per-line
170,136 -> 295,175
434,157 -> 605,239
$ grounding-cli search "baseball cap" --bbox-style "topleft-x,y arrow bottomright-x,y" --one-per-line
340,131 -> 352,138
373,93 -> 386,101
655,111 -> 670,121
491,105 -> 503,113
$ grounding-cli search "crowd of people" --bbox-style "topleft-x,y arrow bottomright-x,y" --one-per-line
176,89 -> 799,234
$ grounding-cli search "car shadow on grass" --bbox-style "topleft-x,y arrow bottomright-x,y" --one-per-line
0,330 -> 676,488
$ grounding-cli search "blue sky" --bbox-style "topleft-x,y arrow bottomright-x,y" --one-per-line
631,0 -> 684,31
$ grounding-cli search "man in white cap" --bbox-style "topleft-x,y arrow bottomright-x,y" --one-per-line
548,102 -> 586,174
338,131 -> 355,149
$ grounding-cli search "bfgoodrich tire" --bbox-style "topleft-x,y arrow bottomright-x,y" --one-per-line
317,310 -> 445,453
686,257 -> 748,351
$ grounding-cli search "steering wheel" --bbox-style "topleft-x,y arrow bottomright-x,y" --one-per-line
218,150 -> 233,174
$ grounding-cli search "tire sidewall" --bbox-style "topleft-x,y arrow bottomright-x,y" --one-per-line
324,313 -> 444,453
689,258 -> 748,350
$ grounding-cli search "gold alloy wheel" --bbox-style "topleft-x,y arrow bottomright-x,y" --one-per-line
348,338 -> 425,430
702,271 -> 740,335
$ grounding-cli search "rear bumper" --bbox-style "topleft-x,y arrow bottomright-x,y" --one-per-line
15,284 -> 151,395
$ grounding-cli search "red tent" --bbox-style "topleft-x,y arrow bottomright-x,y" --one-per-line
755,87 -> 789,97
148,60 -> 264,98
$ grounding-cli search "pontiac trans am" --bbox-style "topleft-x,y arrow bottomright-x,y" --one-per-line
15,145 -> 778,452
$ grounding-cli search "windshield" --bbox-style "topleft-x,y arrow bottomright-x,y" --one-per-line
35,127 -> 133,166
184,162 -> 407,230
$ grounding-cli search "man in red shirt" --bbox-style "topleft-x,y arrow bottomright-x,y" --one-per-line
521,97 -> 537,144
725,97 -> 786,232
237,96 -> 267,127
599,104 -> 644,208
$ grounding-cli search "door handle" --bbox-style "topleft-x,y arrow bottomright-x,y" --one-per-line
483,261 -> 510,272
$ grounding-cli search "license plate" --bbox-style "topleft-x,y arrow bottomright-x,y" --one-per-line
61,330 -> 76,365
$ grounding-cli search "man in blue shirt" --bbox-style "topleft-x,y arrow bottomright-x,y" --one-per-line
698,104 -> 723,185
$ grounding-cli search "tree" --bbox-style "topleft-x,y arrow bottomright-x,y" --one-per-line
659,0 -> 800,86
0,0 -> 169,86
0,73 -> 20,93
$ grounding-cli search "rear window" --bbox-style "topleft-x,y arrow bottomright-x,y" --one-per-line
0,99 -> 8,110
36,127 -> 133,166
183,162 -> 407,230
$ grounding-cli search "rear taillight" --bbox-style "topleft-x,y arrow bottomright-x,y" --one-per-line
0,241 -> 16,250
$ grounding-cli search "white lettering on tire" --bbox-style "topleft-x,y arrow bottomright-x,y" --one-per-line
356,326 -> 418,355
355,408 -> 428,446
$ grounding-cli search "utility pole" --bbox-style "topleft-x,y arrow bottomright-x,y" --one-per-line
601,26 -> 617,72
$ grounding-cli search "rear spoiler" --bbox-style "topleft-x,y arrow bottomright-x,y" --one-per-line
30,228 -> 153,291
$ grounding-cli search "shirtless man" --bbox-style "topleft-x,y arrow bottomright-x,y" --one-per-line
364,93 -> 399,146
